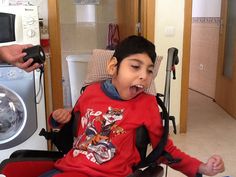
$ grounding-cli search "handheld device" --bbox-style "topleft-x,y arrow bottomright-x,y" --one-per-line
22,45 -> 46,65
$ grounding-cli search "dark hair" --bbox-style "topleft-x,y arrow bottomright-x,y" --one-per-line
113,35 -> 156,68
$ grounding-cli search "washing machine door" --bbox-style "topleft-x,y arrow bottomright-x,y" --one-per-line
0,85 -> 27,144
0,66 -> 38,150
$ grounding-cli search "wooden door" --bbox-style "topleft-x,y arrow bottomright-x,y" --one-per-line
116,0 -> 139,40
215,0 -> 236,119
116,0 -> 155,42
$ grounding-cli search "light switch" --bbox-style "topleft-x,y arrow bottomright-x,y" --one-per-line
164,26 -> 175,37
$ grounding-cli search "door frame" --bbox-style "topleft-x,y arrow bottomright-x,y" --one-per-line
180,0 -> 192,133
47,0 -> 63,112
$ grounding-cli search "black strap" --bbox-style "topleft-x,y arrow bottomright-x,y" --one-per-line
162,151 -> 181,165
134,95 -> 169,169
39,86 -> 86,154
39,116 -> 74,154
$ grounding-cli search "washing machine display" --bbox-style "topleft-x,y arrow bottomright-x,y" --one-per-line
0,66 -> 37,150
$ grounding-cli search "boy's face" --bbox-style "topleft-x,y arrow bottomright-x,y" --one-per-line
111,53 -> 154,100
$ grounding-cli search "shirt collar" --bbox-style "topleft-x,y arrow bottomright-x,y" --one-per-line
101,79 -> 122,100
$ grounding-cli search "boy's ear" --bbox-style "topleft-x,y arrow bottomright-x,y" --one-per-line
107,57 -> 118,75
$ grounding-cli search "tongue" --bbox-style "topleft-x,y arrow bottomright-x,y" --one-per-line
130,86 -> 138,96
129,86 -> 142,97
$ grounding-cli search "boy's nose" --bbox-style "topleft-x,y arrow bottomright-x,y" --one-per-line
139,70 -> 148,80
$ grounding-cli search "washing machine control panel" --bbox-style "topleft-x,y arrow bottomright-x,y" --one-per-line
0,67 -> 31,81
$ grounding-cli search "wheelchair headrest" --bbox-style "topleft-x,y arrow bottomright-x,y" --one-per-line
83,49 -> 163,95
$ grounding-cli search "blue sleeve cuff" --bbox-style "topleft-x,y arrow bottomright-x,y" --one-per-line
50,118 -> 61,128
196,173 -> 202,177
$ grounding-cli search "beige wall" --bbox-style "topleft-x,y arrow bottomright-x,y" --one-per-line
189,18 -> 220,98
154,0 -> 185,129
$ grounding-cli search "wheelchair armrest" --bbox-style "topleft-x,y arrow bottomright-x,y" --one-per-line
0,150 -> 63,177
10,149 -> 64,160
0,157 -> 55,177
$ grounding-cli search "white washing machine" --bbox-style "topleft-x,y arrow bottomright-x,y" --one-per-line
0,65 -> 47,162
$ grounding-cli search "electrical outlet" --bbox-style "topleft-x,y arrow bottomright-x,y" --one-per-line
199,64 -> 204,70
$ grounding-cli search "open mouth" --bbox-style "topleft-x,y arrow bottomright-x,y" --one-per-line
129,84 -> 145,97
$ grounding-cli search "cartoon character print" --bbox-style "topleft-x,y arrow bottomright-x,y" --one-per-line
73,107 -> 125,164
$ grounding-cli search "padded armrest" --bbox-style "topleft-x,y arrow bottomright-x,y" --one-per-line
10,149 -> 63,160
0,158 -> 55,177
1,150 -> 63,177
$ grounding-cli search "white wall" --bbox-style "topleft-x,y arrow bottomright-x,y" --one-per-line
192,0 -> 221,17
154,0 -> 185,130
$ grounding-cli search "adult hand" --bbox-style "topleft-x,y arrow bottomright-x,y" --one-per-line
0,44 -> 41,72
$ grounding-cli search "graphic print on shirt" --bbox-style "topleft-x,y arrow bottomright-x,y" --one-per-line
73,107 -> 125,164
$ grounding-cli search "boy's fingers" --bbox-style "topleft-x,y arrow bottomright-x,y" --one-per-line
214,163 -> 224,171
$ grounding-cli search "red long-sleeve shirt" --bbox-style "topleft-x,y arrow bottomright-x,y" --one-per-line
53,83 -> 201,177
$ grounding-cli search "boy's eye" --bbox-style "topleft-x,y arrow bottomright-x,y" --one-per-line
148,69 -> 154,74
131,65 -> 140,69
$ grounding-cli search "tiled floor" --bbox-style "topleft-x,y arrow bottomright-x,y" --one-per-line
166,89 -> 236,177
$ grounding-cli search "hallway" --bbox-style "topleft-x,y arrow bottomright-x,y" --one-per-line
167,89 -> 236,176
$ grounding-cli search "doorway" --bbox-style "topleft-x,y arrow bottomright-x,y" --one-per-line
181,0 -> 220,133
182,0 -> 235,133
189,0 -> 236,119
47,0 -> 155,114
189,0 -> 221,99
58,0 -> 119,108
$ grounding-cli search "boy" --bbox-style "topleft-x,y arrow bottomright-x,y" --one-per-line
42,35 -> 224,177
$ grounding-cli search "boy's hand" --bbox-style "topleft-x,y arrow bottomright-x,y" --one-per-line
52,108 -> 72,124
198,155 -> 225,176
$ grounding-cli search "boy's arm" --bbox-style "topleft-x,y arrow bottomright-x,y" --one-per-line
147,96 -> 224,177
163,139 -> 225,177
148,114 -> 223,177
148,125 -> 201,177
146,97 -> 201,177
163,138 -> 202,177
